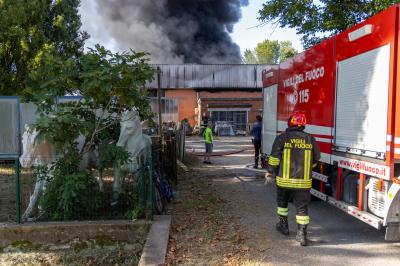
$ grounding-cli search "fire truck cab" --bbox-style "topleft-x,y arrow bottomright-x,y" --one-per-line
262,5 -> 400,240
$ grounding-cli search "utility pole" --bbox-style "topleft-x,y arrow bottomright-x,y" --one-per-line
157,66 -> 162,135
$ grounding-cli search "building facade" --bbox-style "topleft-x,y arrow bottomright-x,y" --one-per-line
147,64 -> 269,133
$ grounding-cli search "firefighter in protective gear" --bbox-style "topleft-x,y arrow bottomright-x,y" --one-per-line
267,111 -> 320,246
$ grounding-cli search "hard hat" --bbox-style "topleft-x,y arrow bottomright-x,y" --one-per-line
288,111 -> 307,127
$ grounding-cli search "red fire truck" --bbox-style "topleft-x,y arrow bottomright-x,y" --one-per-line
262,5 -> 400,240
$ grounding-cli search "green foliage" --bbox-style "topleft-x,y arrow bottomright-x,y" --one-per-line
28,45 -> 156,153
79,46 -> 155,117
243,39 -> 297,64
122,189 -> 145,220
243,49 -> 258,64
30,46 -> 155,221
98,143 -> 131,171
125,205 -> 146,220
1,1 -> 155,221
259,0 -> 400,48
279,41 -> 298,61
27,45 -> 155,115
34,101 -> 95,149
32,164 -> 52,182
255,40 -> 280,64
0,0 -> 87,95
40,151 -> 101,221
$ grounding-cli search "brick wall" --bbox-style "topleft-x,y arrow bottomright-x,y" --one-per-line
164,89 -> 264,129
165,89 -> 198,126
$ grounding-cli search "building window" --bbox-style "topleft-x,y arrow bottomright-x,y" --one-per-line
210,110 -> 248,131
147,89 -> 165,98
150,98 -> 179,124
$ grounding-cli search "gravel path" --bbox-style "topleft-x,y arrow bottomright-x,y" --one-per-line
178,136 -> 400,265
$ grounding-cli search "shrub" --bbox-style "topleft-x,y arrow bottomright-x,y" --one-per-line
39,152 -> 101,220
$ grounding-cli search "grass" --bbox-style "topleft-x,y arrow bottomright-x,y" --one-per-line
11,240 -> 42,251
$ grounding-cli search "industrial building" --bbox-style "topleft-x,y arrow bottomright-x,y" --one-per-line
147,64 -> 269,134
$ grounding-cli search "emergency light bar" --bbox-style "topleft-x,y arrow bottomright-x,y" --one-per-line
348,24 -> 373,42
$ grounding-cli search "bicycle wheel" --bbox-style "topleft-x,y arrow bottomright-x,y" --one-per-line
153,184 -> 165,214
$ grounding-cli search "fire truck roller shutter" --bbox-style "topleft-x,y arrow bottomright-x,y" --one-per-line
262,84 -> 278,155
335,44 -> 390,159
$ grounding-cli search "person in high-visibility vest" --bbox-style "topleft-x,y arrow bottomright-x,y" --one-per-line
203,122 -> 213,164
266,111 -> 320,246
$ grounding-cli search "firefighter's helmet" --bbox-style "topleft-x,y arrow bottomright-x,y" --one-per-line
288,111 -> 307,127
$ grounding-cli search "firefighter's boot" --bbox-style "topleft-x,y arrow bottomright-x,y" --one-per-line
296,224 -> 307,246
276,215 -> 289,235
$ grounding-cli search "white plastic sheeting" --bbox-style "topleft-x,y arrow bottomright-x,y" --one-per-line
0,98 -> 20,156
214,121 -> 235,136
20,102 -> 38,134
150,98 -> 179,124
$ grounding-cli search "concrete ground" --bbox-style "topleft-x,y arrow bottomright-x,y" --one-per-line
184,136 -> 400,265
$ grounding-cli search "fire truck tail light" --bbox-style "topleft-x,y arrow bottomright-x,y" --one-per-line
377,178 -> 383,192
348,24 -> 373,42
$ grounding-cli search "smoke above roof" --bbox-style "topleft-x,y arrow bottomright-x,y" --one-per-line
94,0 -> 249,64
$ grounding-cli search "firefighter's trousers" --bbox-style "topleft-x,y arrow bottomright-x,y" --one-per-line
276,187 -> 310,225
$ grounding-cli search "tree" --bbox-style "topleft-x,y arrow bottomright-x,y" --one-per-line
0,0 -> 88,95
243,49 -> 258,64
27,46 -> 155,220
280,41 -> 298,61
255,40 -> 280,64
27,45 -> 155,154
243,39 -> 297,64
258,0 -> 400,48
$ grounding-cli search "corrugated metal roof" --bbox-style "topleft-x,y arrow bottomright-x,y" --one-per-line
146,64 -> 271,89
207,103 -> 252,108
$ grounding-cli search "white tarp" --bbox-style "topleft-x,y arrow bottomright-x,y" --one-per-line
0,98 -> 20,156
20,102 -> 38,133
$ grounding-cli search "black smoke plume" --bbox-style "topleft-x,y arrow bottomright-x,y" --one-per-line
95,0 -> 249,63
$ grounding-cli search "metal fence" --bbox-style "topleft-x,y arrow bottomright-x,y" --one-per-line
0,160 -> 18,223
151,133 -> 179,185
0,158 -> 156,223
0,97 -> 183,224
176,124 -> 186,162
0,138 -> 182,224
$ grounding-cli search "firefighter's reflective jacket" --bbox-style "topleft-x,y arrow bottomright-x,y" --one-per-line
267,127 -> 321,189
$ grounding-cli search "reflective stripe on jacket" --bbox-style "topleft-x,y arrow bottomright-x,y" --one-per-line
267,127 -> 321,189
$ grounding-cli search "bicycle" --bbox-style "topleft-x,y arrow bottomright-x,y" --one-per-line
152,169 -> 174,214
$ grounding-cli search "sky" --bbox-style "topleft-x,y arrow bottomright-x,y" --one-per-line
79,0 -> 304,56
230,1 -> 303,53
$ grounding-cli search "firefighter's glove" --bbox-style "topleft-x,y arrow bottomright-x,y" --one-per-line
264,172 -> 274,185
